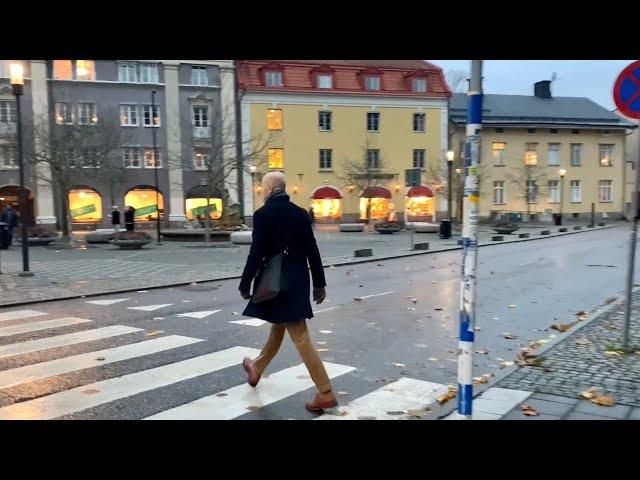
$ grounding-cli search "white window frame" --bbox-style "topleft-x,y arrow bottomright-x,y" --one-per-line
365,76 -> 380,91
0,145 -> 17,169
54,102 -> 74,125
143,105 -> 161,127
413,149 -> 425,168
570,180 -> 581,202
571,143 -> 582,166
598,180 -> 612,202
493,181 -> 505,205
191,66 -> 208,86
0,100 -> 17,122
413,113 -> 425,133
526,180 -> 538,203
492,142 -> 506,166
192,105 -> 209,128
82,146 -> 100,168
524,143 -> 538,166
77,103 -> 97,125
548,143 -> 560,166
318,111 -> 332,131
193,149 -> 209,170
317,74 -> 333,89
548,180 -> 559,203
123,147 -> 141,168
120,104 -> 138,127
412,78 -> 426,93
144,148 -> 162,168
599,144 -> 614,167
118,62 -> 138,83
139,63 -> 159,84
319,149 -> 333,170
367,149 -> 380,169
367,112 -> 380,132
265,71 -> 283,87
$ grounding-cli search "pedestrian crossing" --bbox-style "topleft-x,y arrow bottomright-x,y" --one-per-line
0,305 -> 454,420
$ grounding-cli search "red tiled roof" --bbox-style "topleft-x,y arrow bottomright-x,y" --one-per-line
407,186 -> 434,197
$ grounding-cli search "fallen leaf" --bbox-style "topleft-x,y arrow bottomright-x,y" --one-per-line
296,374 -> 311,379
521,405 -> 539,416
82,389 -> 100,395
427,357 -> 439,362
415,344 -> 428,348
316,341 -> 327,345
407,408 -> 431,417
318,330 -> 333,334
482,373 -> 494,379
392,363 -> 406,368
509,304 -> 517,309
436,391 -> 457,405
591,395 -> 615,406
575,338 -> 589,346
317,348 -> 329,352
473,376 -> 489,385
476,349 -> 489,355
605,350 -> 622,356
386,411 -> 405,416
580,387 -> 599,399
474,327 -> 481,331
216,393 -> 228,397
407,307 -> 416,311
604,297 -> 617,305
232,312 -> 240,315
500,361 -> 515,368
337,391 -> 350,395
153,317 -> 165,320
95,357 -> 105,361
329,266 -> 336,270
503,333 -> 518,339
551,323 -> 573,332
247,406 -> 261,411
145,330 -> 164,337
434,307 -> 443,311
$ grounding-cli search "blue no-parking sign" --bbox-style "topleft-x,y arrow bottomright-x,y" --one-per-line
614,61 -> 640,119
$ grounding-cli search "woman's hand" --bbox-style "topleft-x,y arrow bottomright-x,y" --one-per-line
240,290 -> 251,300
313,287 -> 326,304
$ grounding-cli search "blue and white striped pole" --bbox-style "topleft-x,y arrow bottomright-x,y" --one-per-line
457,60 -> 483,419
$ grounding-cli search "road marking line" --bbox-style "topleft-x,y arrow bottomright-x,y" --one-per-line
0,318 -> 92,338
0,346 -> 261,420
145,362 -> 355,420
0,325 -> 142,359
0,335 -> 203,390
0,310 -> 47,324
176,310 -> 221,319
86,299 -> 130,306
444,387 -> 532,420
229,319 -> 266,327
313,306 -> 339,314
355,291 -> 394,300
316,377 -> 448,420
127,304 -> 174,312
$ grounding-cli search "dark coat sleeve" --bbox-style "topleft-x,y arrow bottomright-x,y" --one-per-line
303,215 -> 326,288
239,210 -> 267,293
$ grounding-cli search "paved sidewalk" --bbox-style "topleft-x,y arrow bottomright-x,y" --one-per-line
0,222 -> 619,306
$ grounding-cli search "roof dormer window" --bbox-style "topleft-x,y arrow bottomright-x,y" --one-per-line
365,76 -> 381,91
265,70 -> 283,87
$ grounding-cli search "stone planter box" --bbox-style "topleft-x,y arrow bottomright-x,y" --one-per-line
18,237 -> 56,246
86,231 -> 117,244
110,239 -> 151,250
230,231 -> 252,244
491,235 -> 504,241
558,228 -> 568,232
598,222 -> 605,226
354,248 -> 373,257
540,230 -> 551,235
518,233 -> 530,239
413,242 -> 429,250
339,223 -> 364,232
573,226 -> 582,230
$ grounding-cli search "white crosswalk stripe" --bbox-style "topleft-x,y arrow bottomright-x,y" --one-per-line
0,335 -> 203,390
86,299 -> 130,306
0,346 -> 260,420
0,325 -> 142,359
316,377 -> 448,420
229,319 -> 266,327
127,304 -> 173,312
176,310 -> 220,319
0,310 -> 47,324
146,362 -> 356,420
0,317 -> 92,338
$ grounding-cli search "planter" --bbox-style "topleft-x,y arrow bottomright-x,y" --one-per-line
492,223 -> 519,235
374,221 -> 401,234
110,239 -> 151,250
376,228 -> 399,234
18,237 -> 56,246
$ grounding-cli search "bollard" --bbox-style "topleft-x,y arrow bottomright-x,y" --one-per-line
518,233 -> 530,238
540,230 -> 551,235
414,242 -> 429,250
491,235 -> 504,241
559,228 -> 568,232
354,248 -> 373,257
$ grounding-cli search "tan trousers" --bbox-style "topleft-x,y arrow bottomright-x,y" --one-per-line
253,320 -> 332,394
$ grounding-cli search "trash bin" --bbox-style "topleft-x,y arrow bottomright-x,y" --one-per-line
553,213 -> 563,226
439,219 -> 452,239
0,222 -> 9,250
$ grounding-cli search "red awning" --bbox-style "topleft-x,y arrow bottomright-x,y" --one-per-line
312,186 -> 342,199
361,186 -> 392,199
407,186 -> 434,197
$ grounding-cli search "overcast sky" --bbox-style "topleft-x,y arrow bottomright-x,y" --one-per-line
430,60 -> 634,111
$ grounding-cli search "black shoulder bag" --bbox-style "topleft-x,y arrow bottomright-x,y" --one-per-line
251,247 -> 288,304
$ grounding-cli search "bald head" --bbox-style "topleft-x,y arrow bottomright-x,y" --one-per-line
262,171 -> 286,199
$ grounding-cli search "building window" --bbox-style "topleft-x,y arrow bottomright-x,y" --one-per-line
492,142 -> 506,166
118,62 -> 138,82
0,145 -> 17,169
367,149 -> 380,169
140,63 -> 159,84
318,111 -> 332,131
412,78 -> 427,93
317,75 -> 333,89
548,143 -> 560,166
550,129 -> 558,134
524,143 -> 538,166
527,128 -> 537,134
493,181 -> 505,205
0,101 -> 16,122
68,188 -> 103,222
144,148 -> 161,168
365,76 -> 381,91
367,112 -> 380,132
53,60 -> 73,80
77,103 -> 98,125
267,109 -> 282,130
570,180 -> 581,202
413,149 -> 425,168
413,113 -> 425,132
265,71 -> 283,87
495,128 -> 504,133
599,180 -> 612,202
599,144 -> 614,166
319,149 -> 332,170
571,129 -> 580,134
193,149 -> 209,170
191,66 -> 208,86
82,146 -> 100,168
548,180 -> 559,203
526,181 -> 538,203
54,102 -> 74,125
268,148 -> 283,169
75,60 -> 95,81
193,105 -> 209,128
123,147 -> 141,168
120,104 -> 138,126
570,143 -> 582,166
143,105 -> 161,127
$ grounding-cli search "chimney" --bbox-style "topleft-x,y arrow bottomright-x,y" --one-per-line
534,80 -> 552,99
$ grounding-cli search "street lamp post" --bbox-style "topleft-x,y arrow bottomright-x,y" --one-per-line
151,90 -> 161,245
10,63 -> 32,277
559,168 -> 566,225
446,150 -> 454,220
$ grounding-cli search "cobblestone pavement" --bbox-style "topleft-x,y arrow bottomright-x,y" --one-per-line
0,222 -> 618,306
496,290 -> 640,413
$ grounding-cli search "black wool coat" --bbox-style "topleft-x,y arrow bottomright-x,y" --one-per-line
239,192 -> 326,324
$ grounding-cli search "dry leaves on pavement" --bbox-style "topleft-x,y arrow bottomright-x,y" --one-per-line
592,395 -> 615,406
436,385 -> 458,405
95,357 -> 106,361
521,405 -> 539,416
145,330 -> 164,337
500,361 -> 515,368
476,349 -> 489,355
509,304 -> 517,309
580,387 -> 599,399
407,408 -> 431,418
551,323 -> 574,332
503,333 -> 518,339
575,338 -> 590,346
82,389 -> 101,395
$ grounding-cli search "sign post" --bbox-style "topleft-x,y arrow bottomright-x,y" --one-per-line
613,60 -> 640,348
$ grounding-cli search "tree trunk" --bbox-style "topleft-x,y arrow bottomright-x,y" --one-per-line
60,191 -> 70,239
204,195 -> 211,247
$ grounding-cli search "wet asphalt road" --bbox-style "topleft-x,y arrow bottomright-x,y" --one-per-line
0,225 -> 636,419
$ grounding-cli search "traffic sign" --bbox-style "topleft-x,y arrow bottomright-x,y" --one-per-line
613,60 -> 640,119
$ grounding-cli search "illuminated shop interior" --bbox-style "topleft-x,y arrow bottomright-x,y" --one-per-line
405,185 -> 435,221
185,185 -> 223,220
124,187 -> 164,220
360,186 -> 392,220
310,186 -> 342,220
68,188 -> 103,222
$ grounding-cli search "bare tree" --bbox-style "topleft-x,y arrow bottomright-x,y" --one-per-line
336,136 -> 394,225
446,69 -> 468,93
505,163 -> 549,219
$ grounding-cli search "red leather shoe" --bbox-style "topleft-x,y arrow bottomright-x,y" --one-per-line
306,391 -> 338,412
243,358 -> 261,387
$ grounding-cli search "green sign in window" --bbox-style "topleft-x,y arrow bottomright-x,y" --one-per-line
134,204 -> 158,217
70,204 -> 97,218
190,204 -> 218,217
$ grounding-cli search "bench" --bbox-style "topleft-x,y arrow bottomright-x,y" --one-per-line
230,231 -> 253,244
340,223 -> 364,232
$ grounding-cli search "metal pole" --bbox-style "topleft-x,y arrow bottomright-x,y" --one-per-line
560,175 -> 564,222
622,119 -> 640,348
591,202 -> 595,227
448,159 -> 453,220
456,60 -> 483,419
151,90 -> 161,245
15,91 -> 31,276
233,64 -> 245,222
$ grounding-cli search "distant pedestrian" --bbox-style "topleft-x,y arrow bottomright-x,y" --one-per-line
111,206 -> 121,232
1,204 -> 18,246
124,206 -> 135,231
308,207 -> 315,228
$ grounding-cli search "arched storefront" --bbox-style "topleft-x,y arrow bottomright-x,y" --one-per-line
124,186 -> 164,221
0,185 -> 34,225
310,186 -> 342,221
185,185 -> 223,220
405,185 -> 435,222
360,186 -> 392,221
68,187 -> 103,223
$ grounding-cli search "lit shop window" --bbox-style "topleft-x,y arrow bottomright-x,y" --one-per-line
124,187 -> 164,220
268,148 -> 283,169
267,109 -> 282,130
185,198 -> 223,220
68,188 -> 103,222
